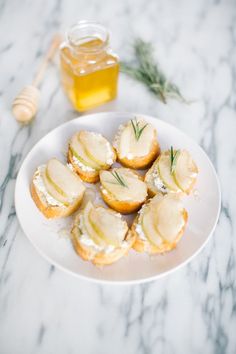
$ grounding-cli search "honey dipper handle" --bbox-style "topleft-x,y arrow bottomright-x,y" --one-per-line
32,34 -> 61,87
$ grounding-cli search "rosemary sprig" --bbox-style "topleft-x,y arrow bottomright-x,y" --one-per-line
110,170 -> 128,188
170,146 -> 180,174
120,38 -> 188,104
131,118 -> 148,140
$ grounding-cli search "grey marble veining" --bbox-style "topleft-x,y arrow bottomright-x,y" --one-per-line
0,0 -> 236,353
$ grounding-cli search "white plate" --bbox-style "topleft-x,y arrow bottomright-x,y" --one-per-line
15,112 -> 221,284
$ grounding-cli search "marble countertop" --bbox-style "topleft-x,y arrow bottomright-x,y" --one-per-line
0,0 -> 235,353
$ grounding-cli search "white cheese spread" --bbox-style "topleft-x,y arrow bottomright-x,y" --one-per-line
113,124 -> 126,149
152,169 -> 168,194
100,186 -> 108,195
135,207 -> 147,241
67,163 -> 74,171
72,155 -> 96,172
33,165 -> 65,207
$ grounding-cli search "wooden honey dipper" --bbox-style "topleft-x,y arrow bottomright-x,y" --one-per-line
12,34 -> 61,124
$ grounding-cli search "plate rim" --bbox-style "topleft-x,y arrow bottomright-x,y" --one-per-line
15,111 -> 221,285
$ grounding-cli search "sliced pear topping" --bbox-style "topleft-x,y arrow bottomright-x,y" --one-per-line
118,119 -> 156,158
82,202 -> 106,247
152,195 -> 185,243
79,131 -> 114,167
89,207 -> 128,247
81,202 -> 128,248
129,119 -> 156,156
118,124 -> 132,158
42,169 -> 70,206
144,160 -> 160,194
70,133 -> 100,170
141,206 -> 163,247
46,158 -> 85,200
158,153 -> 180,192
45,168 -> 67,197
100,168 -> 147,202
173,150 -> 198,193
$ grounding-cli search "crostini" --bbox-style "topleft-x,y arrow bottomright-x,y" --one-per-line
113,118 -> 160,169
131,194 -> 188,254
31,158 -> 85,218
145,148 -> 198,197
71,201 -> 135,265
68,130 -> 116,183
99,167 -> 148,214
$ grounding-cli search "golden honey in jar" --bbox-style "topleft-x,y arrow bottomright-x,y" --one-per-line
60,21 -> 119,111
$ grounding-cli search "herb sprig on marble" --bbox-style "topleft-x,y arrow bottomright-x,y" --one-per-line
121,39 -> 188,104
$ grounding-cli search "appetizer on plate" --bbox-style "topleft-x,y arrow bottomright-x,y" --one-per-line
113,118 -> 160,169
31,158 -> 85,218
71,201 -> 135,265
145,148 -> 198,197
68,130 -> 116,183
131,194 -> 188,254
99,167 -> 148,214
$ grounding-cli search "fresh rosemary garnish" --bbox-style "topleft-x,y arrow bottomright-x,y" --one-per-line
110,170 -> 128,188
121,39 -> 187,104
131,118 -> 148,141
170,146 -> 180,174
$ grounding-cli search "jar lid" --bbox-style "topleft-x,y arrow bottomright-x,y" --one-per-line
66,20 -> 109,53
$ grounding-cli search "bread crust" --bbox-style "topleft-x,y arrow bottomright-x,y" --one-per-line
116,138 -> 160,170
131,210 -> 188,254
99,169 -> 147,214
30,182 -> 83,219
71,218 -> 136,266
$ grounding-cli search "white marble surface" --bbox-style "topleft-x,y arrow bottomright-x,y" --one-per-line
0,0 -> 235,353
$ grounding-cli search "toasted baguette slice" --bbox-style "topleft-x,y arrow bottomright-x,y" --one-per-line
145,149 -> 198,196
71,202 -> 136,266
132,194 -> 188,254
99,168 -> 147,214
30,159 -> 85,219
67,131 -> 116,183
31,182 -> 84,218
113,118 -> 160,169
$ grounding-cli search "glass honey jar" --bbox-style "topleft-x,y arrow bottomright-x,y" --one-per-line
60,21 -> 119,111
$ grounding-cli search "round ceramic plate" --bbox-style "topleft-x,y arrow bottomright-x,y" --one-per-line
15,112 -> 221,284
